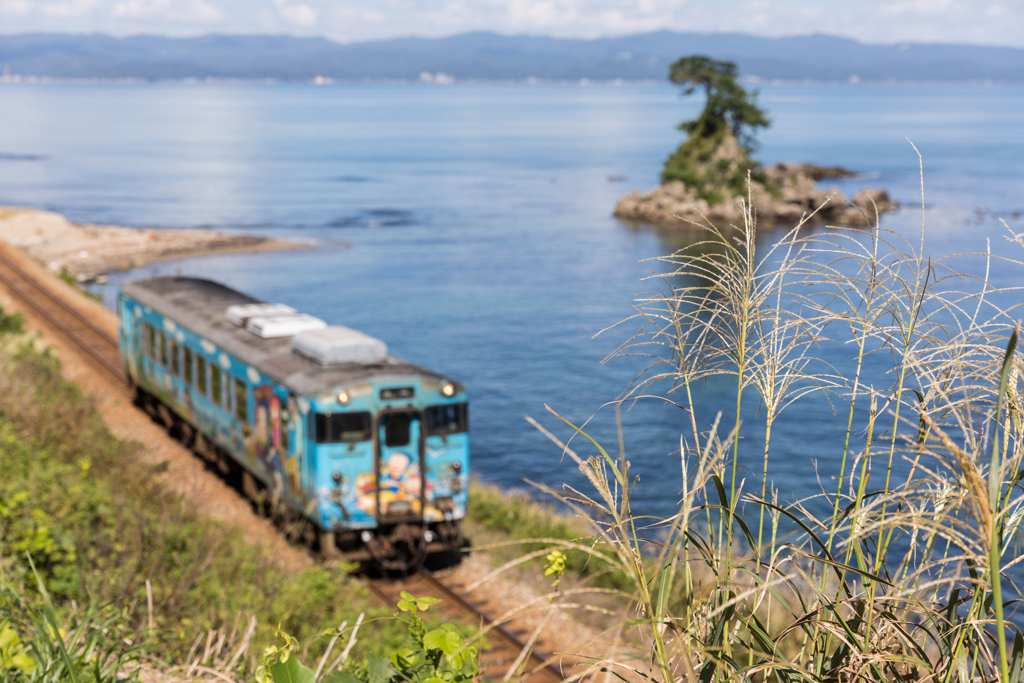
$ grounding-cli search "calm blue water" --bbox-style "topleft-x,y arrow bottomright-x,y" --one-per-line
1,82 -> 1023,527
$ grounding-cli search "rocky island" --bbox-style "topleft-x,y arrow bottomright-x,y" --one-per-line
614,56 -> 897,228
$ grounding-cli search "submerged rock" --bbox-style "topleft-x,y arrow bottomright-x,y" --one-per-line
614,159 -> 897,229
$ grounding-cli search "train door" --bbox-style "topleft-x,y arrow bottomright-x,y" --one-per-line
376,411 -> 424,521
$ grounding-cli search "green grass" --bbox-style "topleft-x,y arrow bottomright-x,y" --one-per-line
0,315 -> 407,679
56,269 -> 102,302
466,481 -> 634,592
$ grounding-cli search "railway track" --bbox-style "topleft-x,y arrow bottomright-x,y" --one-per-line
0,246 -> 125,382
365,570 -> 565,683
0,244 -> 566,682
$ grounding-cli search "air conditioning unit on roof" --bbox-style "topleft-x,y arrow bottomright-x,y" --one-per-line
226,303 -> 296,327
292,326 -> 388,365
247,314 -> 327,339
226,303 -> 327,339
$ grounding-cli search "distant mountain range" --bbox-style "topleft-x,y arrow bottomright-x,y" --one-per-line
1,31 -> 1022,82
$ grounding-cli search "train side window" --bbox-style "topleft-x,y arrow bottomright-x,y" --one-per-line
197,356 -> 207,395
159,332 -> 167,367
315,412 -> 371,443
234,377 -> 248,422
149,324 -> 156,358
211,365 -> 222,405
183,348 -> 193,385
170,340 -> 180,375
424,403 -> 468,436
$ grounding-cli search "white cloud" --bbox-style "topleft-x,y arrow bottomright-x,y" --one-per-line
0,0 -> 33,16
112,0 -> 223,22
41,0 -> 100,16
273,0 -> 316,26
0,0 -> 1020,48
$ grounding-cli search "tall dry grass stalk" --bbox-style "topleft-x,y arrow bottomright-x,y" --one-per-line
520,168 -> 1024,683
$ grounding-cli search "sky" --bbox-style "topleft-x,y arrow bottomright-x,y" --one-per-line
0,0 -> 1021,48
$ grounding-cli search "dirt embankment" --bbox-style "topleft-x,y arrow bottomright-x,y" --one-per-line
0,207 -> 307,282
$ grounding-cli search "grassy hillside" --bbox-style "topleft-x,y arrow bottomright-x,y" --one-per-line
0,306 -> 405,678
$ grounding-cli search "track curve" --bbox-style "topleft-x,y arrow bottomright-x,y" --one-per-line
0,243 -> 565,682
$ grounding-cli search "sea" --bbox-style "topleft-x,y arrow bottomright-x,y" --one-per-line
1,81 -> 1023,531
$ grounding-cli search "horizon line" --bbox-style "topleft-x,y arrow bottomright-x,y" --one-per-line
0,28 -> 1022,52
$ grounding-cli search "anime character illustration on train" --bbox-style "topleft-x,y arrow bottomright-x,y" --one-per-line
117,276 -> 469,570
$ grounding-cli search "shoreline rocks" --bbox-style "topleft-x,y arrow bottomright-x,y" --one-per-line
614,162 -> 897,229
0,207 -> 309,281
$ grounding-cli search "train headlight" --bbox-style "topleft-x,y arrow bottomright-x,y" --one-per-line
441,382 -> 455,397
337,390 -> 350,405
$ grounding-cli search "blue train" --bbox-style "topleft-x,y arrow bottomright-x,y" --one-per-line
117,277 -> 468,569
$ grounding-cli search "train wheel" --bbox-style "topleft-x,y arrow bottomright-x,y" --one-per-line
319,530 -> 341,561
241,471 -> 260,508
179,420 -> 196,449
141,392 -> 158,419
156,403 -> 174,432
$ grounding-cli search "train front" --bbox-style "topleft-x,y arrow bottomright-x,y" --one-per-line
309,372 -> 469,571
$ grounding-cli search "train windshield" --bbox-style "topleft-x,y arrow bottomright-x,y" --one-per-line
316,411 -> 372,443
424,403 -> 468,436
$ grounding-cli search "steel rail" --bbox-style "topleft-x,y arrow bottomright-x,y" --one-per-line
418,569 -> 566,681
0,248 -> 125,382
365,570 -> 564,682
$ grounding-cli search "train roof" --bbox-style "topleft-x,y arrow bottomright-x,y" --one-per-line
121,277 -> 446,396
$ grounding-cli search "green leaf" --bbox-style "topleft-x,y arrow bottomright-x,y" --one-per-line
397,592 -> 440,613
269,653 -> 315,683
1009,629 -> 1024,683
389,649 -> 415,672
424,628 -> 461,656
323,672 -> 364,683
366,654 -> 394,683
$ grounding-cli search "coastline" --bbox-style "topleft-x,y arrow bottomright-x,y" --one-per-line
0,206 -> 309,282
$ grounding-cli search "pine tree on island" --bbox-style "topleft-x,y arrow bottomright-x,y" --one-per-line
661,56 -> 771,206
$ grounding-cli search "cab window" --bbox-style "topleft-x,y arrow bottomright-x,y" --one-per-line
384,413 -> 412,447
424,403 -> 468,436
316,412 -> 371,443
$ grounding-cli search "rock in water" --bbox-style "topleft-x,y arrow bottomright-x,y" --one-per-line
615,138 -> 897,229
